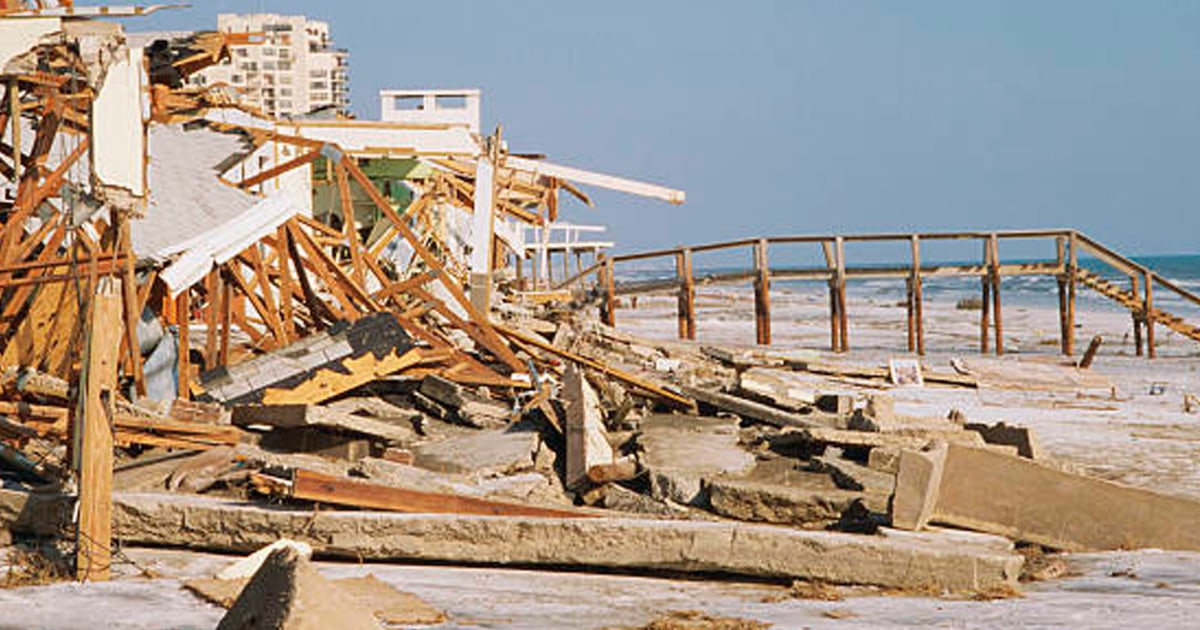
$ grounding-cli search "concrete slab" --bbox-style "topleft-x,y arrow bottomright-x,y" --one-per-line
894,443 -> 1200,552
638,414 -> 756,506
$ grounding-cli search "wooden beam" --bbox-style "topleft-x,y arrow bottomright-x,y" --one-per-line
342,155 -> 523,372
116,212 -> 146,396
235,149 -> 319,190
76,277 -> 122,582
676,248 -> 695,340
990,233 -> 1003,356
1145,271 -> 1156,360
176,289 -> 190,399
496,324 -> 693,411
277,468 -> 591,518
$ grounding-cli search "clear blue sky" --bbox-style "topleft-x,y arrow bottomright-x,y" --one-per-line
105,1 -> 1200,256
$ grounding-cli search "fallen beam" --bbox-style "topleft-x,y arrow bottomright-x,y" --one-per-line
680,386 -> 837,429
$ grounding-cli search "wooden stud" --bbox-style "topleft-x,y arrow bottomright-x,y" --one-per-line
218,269 -> 232,367
76,277 -> 122,582
1131,273 -> 1143,357
203,270 -> 220,369
116,212 -> 146,396
1056,236 -> 1070,356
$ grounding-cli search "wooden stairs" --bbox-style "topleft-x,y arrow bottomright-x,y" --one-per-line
1077,269 -> 1200,344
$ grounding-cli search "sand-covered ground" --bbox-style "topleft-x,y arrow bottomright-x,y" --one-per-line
3,288 -> 1200,629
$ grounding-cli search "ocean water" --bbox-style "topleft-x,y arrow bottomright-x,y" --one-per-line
614,254 -> 1200,316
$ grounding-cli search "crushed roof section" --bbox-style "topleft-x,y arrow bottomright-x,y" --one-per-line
133,123 -> 259,260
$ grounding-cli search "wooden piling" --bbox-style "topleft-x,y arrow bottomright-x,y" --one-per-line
822,240 -> 840,352
1056,236 -> 1069,356
676,248 -> 696,340
911,235 -> 924,355
980,239 -> 991,354
906,277 -> 915,352
1066,232 -> 1078,356
1131,274 -> 1143,356
76,278 -> 122,582
753,239 -> 771,346
1144,271 -> 1156,359
989,234 -> 1003,356
601,255 -> 615,327
176,289 -> 190,399
837,238 -> 849,352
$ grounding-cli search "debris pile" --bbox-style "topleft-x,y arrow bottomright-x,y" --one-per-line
3,5 -> 1200,627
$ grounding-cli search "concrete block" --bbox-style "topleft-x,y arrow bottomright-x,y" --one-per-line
965,421 -> 1042,459
893,443 -> 1200,552
891,442 -> 947,530
708,477 -> 879,527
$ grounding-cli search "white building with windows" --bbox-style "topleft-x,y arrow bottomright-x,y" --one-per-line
188,13 -> 349,119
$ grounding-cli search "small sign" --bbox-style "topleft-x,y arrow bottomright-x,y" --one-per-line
889,358 -> 924,387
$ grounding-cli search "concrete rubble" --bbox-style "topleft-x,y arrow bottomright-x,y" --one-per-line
2,4 -> 1200,628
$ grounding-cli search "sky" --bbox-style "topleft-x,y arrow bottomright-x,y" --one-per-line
96,1 -> 1200,257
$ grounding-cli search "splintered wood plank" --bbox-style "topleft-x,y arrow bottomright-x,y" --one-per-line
258,346 -> 430,406
76,277 -> 122,582
285,468 -> 590,518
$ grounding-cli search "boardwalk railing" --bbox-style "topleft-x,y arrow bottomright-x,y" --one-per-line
555,229 -> 1200,359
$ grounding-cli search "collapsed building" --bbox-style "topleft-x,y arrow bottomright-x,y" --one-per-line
6,5 -> 1200,625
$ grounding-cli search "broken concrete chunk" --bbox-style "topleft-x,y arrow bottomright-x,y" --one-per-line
217,546 -> 382,630
772,426 -> 985,453
638,414 -> 755,507
217,539 -> 313,581
707,477 -> 872,528
814,449 -> 896,496
894,443 -> 1200,552
232,404 -> 417,444
965,421 -> 1042,459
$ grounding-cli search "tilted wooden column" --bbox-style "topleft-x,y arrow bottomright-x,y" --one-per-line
76,277 -> 123,582
753,239 -> 771,346
1144,271 -> 1156,359
676,248 -> 696,340
989,233 -> 1003,356
116,211 -> 146,397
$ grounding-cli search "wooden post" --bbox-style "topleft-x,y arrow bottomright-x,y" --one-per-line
601,255 -> 615,327
1130,274 -> 1143,357
1144,270 -> 1156,359
1056,236 -> 1070,356
176,289 -> 190,399
218,268 -> 232,367
990,233 -> 1003,356
753,239 -> 770,346
76,277 -> 123,582
911,235 -> 924,356
1066,232 -> 1078,356
835,236 -> 848,352
980,239 -> 991,355
276,227 -> 296,340
906,276 -> 915,353
676,248 -> 695,340
822,240 -> 840,352
204,270 -> 220,368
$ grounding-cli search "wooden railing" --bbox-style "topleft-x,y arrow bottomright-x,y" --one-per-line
555,229 -> 1200,359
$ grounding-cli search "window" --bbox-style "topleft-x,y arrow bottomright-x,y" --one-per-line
231,74 -> 243,83
436,95 -> 467,109
392,95 -> 424,111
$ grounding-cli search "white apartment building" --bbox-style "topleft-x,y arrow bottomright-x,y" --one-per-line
189,13 -> 349,119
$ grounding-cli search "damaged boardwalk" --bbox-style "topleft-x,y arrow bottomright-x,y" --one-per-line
566,229 -> 1200,358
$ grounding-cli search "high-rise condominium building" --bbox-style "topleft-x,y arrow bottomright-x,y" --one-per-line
189,13 -> 349,119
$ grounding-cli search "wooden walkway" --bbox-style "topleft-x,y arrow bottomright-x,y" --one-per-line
557,229 -> 1200,358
